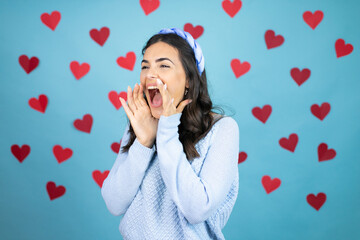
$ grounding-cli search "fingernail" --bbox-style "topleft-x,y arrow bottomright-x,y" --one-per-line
157,78 -> 163,85
119,97 -> 123,101
189,99 -> 193,103
171,98 -> 174,104
164,83 -> 167,90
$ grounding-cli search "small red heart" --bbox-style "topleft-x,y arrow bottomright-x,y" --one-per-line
111,142 -> 121,154
290,68 -> 311,86
28,94 -> 48,113
74,114 -> 93,133
318,143 -> 336,162
265,30 -> 284,49
252,105 -> 272,124
70,61 -> 90,80
222,0 -> 242,18
140,0 -> 160,15
262,175 -> 281,194
53,145 -> 73,164
184,23 -> 204,40
92,170 -> 110,188
311,102 -> 330,121
19,55 -> 39,74
40,11 -> 61,31
11,144 -> 31,163
335,39 -> 353,58
238,151 -> 247,164
279,133 -> 298,152
231,59 -> 251,78
306,192 -> 326,211
46,181 -> 66,200
117,52 -> 136,71
109,91 -> 127,110
303,10 -> 323,30
90,27 -> 110,46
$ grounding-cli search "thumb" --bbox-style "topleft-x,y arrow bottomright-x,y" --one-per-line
176,99 -> 192,113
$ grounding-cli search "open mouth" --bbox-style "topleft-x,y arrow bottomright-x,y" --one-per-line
148,88 -> 162,107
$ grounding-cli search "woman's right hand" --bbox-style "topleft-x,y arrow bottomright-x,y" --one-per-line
119,83 -> 159,148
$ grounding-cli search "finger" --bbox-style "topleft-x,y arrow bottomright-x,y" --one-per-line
176,99 -> 193,113
133,83 -> 142,109
127,85 -> 137,112
138,83 -> 148,107
156,78 -> 171,106
119,97 -> 134,121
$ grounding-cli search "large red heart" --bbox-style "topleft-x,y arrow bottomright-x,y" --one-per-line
306,192 -> 326,211
19,55 -> 39,74
74,114 -> 93,133
290,68 -> 311,86
184,23 -> 204,40
238,151 -> 247,164
53,145 -> 73,164
109,91 -> 127,110
92,170 -> 110,188
117,52 -> 136,71
335,39 -> 353,58
11,144 -> 31,163
70,61 -> 90,80
252,105 -> 272,124
90,27 -> 110,46
140,0 -> 160,15
231,59 -> 250,78
303,10 -> 323,30
318,143 -> 336,162
222,0 -> 242,18
279,133 -> 298,152
262,175 -> 281,194
111,141 -> 121,154
28,94 -> 48,113
46,181 -> 66,200
311,102 -> 330,121
265,30 -> 284,49
40,11 -> 61,31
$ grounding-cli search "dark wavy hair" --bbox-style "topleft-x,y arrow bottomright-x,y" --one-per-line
121,32 -> 227,161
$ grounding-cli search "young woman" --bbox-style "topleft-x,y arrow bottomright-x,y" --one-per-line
101,28 -> 239,239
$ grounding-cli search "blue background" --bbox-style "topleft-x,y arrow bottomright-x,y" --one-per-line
1,0 -> 359,239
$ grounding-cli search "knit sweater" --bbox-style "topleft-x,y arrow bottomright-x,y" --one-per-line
101,112 -> 239,239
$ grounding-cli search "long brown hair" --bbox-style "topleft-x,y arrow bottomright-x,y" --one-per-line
121,32 -> 227,161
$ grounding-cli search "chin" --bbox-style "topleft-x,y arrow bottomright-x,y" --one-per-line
150,108 -> 162,119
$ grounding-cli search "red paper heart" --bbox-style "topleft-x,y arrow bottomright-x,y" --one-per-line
335,39 -> 353,58
111,142 -> 121,154
265,30 -> 284,49
279,133 -> 298,152
92,170 -> 110,188
140,0 -> 160,15
11,144 -> 31,163
318,143 -> 336,162
231,59 -> 251,78
74,114 -> 93,133
70,61 -> 90,80
53,145 -> 73,164
311,102 -> 330,121
252,105 -> 272,124
290,68 -> 311,86
40,11 -> 61,31
19,55 -> 39,74
28,94 -> 48,113
46,181 -> 66,200
307,192 -> 326,211
238,151 -> 247,164
222,0 -> 242,18
117,52 -> 136,71
262,175 -> 281,194
303,10 -> 323,30
109,91 -> 127,110
184,23 -> 204,40
90,27 -> 110,46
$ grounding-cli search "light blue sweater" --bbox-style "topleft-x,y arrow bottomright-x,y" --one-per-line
101,112 -> 239,239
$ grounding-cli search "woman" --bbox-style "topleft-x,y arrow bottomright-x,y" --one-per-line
101,28 -> 239,239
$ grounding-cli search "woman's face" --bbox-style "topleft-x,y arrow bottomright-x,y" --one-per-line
140,41 -> 189,119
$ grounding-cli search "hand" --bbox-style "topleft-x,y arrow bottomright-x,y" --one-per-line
119,83 -> 159,148
156,78 -> 192,117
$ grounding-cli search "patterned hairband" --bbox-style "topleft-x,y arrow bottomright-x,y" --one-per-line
158,28 -> 205,74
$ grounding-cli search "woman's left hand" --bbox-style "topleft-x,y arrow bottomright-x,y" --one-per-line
156,78 -> 192,117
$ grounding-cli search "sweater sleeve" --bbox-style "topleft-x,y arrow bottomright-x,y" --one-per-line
156,113 -> 239,225
101,122 -> 156,216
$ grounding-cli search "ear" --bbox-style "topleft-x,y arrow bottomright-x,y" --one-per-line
185,78 -> 189,88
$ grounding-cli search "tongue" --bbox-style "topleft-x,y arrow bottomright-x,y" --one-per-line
152,91 -> 162,107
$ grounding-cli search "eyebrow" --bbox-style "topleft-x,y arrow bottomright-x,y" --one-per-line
141,58 -> 174,65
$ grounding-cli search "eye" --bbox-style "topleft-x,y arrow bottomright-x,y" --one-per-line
141,65 -> 149,70
160,64 -> 170,68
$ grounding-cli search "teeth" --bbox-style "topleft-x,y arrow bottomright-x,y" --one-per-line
148,86 -> 158,90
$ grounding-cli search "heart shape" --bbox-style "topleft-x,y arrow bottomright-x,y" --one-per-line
53,145 -> 73,164
19,55 -> 39,74
117,52 -> 136,71
73,114 -> 93,133
265,30 -> 284,49
335,39 -> 353,58
111,141 -> 121,154
311,102 -> 330,121
109,91 -> 127,110
238,151 -> 247,164
303,10 -> 323,30
252,105 -> 272,124
184,23 -> 204,40
28,94 -> 48,113
262,175 -> 281,194
290,68 -> 311,86
11,144 -> 31,163
279,133 -> 298,152
70,61 -> 90,80
40,11 -> 61,31
306,192 -> 326,211
231,59 -> 251,78
318,143 -> 336,162
90,27 -> 110,46
140,0 -> 160,15
92,170 -> 110,188
46,181 -> 66,200
222,0 -> 242,18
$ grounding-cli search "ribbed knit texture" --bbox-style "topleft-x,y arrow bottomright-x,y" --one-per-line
101,112 -> 239,239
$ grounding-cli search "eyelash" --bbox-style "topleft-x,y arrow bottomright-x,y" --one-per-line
141,65 -> 170,70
